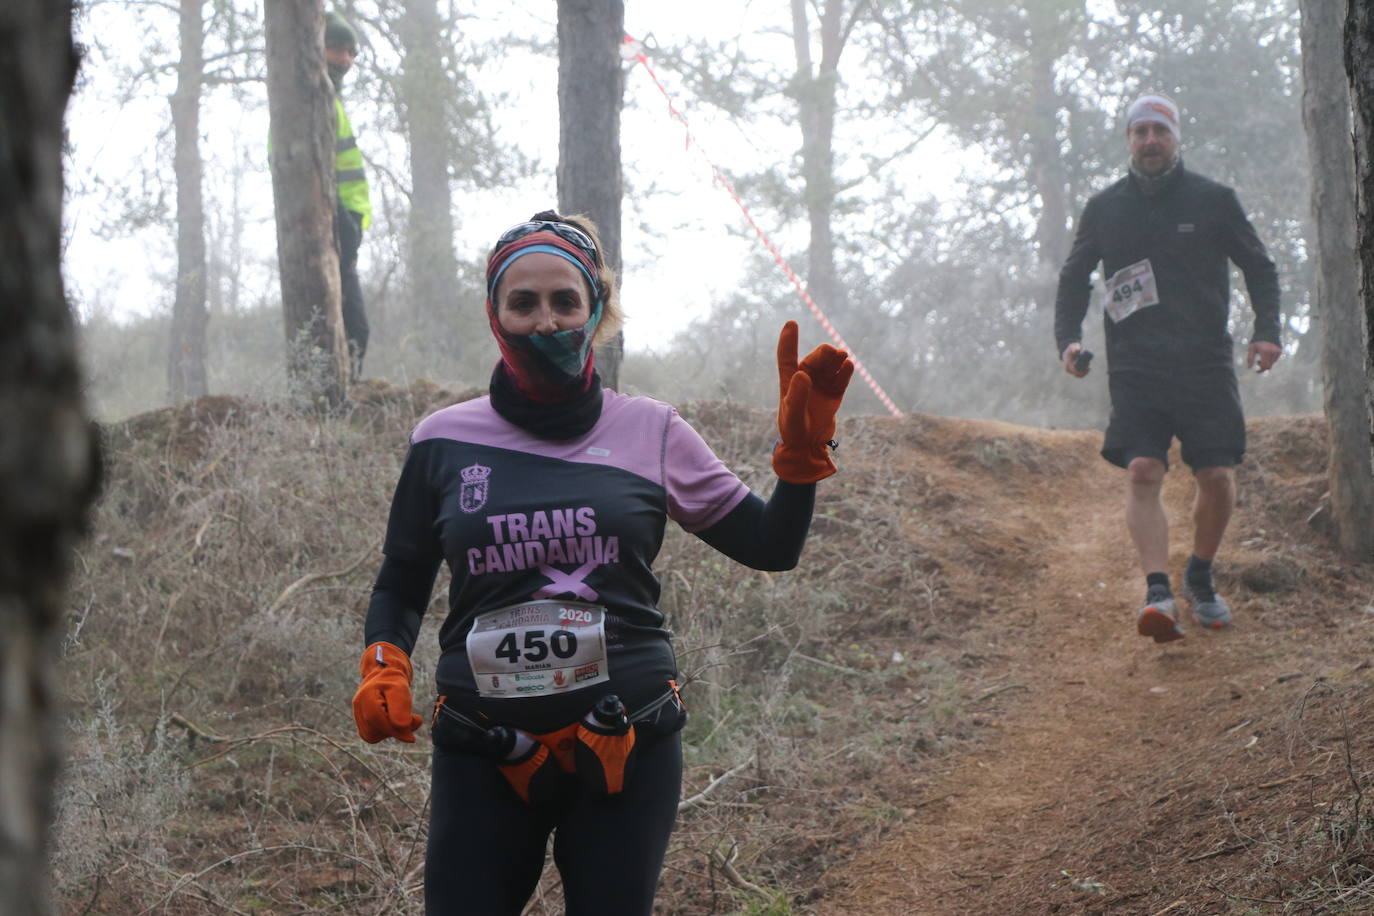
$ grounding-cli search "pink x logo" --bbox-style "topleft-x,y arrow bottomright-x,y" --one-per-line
533,560 -> 599,601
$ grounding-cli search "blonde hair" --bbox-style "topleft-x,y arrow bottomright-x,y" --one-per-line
491,210 -> 621,343
516,210 -> 622,344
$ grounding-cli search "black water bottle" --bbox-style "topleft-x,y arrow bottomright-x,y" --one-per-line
584,694 -> 629,734
484,724 -> 537,762
575,694 -> 636,795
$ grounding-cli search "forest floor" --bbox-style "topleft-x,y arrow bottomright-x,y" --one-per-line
57,386 -> 1374,915
815,411 -> 1374,914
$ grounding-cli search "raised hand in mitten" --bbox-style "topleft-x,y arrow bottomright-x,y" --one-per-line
772,320 -> 854,484
352,641 -> 423,743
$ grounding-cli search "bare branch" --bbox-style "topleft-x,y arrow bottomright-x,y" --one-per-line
839,0 -> 874,51
266,544 -> 376,617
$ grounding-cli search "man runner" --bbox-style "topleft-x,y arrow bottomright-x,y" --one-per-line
1054,93 -> 1282,642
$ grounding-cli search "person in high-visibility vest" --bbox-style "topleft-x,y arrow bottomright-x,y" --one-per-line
325,11 -> 372,380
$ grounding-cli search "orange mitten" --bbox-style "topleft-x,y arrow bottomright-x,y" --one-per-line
352,641 -> 423,743
772,320 -> 855,483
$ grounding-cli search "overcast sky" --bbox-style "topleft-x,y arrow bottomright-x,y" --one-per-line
63,0 -> 966,356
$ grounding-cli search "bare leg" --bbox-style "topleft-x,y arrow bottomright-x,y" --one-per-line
1130,457 -> 1184,641
1191,466 -> 1235,561
1125,457 -> 1169,575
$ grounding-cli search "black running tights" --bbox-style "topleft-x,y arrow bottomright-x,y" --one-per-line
424,732 -> 682,915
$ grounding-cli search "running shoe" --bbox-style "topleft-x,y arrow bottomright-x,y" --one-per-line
1136,593 -> 1185,643
1185,582 -> 1233,629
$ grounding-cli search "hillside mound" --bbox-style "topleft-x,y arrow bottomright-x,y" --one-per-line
54,384 -> 1373,914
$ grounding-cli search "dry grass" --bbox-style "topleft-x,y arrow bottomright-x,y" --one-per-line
53,384 -> 981,915
56,388 -> 451,913
52,389 -> 1374,915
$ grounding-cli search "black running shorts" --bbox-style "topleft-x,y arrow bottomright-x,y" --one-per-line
1102,367 -> 1246,471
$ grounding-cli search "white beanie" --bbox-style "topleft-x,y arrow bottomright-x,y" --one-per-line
1125,94 -> 1181,140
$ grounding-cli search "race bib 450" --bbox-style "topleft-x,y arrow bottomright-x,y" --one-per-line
466,600 -> 610,699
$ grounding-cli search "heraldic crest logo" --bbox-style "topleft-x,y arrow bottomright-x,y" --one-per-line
459,462 -> 491,513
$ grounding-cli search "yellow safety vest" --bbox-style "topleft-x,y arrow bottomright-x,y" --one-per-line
335,97 -> 372,229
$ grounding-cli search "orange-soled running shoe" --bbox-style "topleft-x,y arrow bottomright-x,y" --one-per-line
1136,591 -> 1185,643
1185,581 -> 1233,629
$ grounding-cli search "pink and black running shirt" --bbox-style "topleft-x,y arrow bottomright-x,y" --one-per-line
378,389 -> 749,715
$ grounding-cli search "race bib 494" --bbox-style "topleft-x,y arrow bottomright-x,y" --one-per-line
1102,258 -> 1160,323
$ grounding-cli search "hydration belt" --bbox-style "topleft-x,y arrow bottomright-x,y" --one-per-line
430,681 -> 685,804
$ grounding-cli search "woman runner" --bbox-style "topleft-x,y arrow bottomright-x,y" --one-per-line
351,210 -> 854,914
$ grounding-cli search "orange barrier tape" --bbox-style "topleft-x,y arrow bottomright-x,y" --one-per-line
624,34 -> 904,418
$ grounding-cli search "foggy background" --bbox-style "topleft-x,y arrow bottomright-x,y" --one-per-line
66,0 -> 1317,426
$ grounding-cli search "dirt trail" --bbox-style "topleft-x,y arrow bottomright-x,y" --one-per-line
821,416 -> 1371,914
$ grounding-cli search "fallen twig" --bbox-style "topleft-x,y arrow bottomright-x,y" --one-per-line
1205,883 -> 1285,905
708,844 -> 770,899
792,651 -> 873,678
1324,873 -> 1374,907
1184,841 -> 1252,863
977,683 -> 1030,703
679,760 -> 752,813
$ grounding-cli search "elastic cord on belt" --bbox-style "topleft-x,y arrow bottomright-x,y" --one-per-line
436,684 -> 679,731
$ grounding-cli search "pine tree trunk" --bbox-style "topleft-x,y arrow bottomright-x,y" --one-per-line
399,0 -> 459,350
0,2 -> 96,910
1348,0 -> 1374,527
169,0 -> 209,403
1305,0 -> 1374,563
1027,19 -> 1069,314
264,0 -> 348,407
790,0 -> 843,325
557,0 -> 625,388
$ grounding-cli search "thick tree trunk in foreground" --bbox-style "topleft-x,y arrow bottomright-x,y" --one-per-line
1348,0 -> 1374,525
1304,0 -> 1374,562
265,0 -> 347,407
0,2 -> 96,911
169,0 -> 209,403
557,0 -> 625,388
